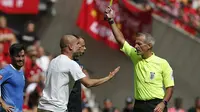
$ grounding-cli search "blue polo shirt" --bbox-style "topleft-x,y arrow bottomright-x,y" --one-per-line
0,64 -> 25,112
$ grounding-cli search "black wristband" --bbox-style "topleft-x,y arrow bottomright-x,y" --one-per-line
108,18 -> 115,24
162,100 -> 168,106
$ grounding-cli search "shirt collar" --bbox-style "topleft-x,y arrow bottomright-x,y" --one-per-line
10,64 -> 21,71
144,52 -> 155,62
61,54 -> 71,60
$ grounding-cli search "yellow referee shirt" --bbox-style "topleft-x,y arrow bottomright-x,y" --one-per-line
121,41 -> 174,100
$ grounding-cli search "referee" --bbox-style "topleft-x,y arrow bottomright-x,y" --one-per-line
105,7 -> 174,112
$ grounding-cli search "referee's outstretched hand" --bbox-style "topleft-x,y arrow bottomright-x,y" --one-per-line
108,66 -> 120,78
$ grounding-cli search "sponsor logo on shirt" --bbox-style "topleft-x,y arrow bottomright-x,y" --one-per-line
150,72 -> 155,80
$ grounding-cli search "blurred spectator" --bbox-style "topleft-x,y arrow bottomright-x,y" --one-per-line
192,7 -> 200,29
147,0 -> 200,36
158,0 -> 180,18
24,46 -> 34,86
18,21 -> 40,49
82,106 -> 92,112
168,97 -> 185,112
102,98 -> 118,112
47,0 -> 57,16
0,43 -> 7,69
192,0 -> 200,9
40,0 -> 57,16
24,46 -> 44,84
188,97 -> 200,112
36,46 -> 50,73
123,97 -> 134,112
23,45 -> 45,112
0,16 -> 17,63
132,0 -> 147,4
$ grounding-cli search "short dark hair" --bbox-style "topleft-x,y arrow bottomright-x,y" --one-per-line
125,97 -> 133,104
174,97 -> 182,108
25,20 -> 35,27
195,97 -> 200,103
104,98 -> 112,102
9,43 -> 25,56
72,34 -> 80,39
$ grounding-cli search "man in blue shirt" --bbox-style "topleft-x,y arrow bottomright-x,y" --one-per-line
0,43 -> 25,112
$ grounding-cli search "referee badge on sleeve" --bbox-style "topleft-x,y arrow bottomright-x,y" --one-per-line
171,71 -> 174,80
150,72 -> 155,80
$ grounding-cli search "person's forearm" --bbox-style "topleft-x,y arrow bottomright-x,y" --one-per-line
81,66 -> 120,88
84,76 -> 111,88
0,97 -> 5,106
0,36 -> 5,42
9,34 -> 17,44
28,78 -> 39,83
109,21 -> 125,47
163,86 -> 174,102
2,34 -> 17,44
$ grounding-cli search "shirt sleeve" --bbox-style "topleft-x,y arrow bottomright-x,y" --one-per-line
70,61 -> 86,81
0,69 -> 12,85
120,41 -> 140,63
162,60 -> 175,88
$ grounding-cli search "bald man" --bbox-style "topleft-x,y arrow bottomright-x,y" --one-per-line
38,35 -> 120,112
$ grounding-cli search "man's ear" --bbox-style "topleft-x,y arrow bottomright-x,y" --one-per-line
68,44 -> 72,50
148,43 -> 153,49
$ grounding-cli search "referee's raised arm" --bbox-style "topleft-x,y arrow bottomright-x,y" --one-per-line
105,6 -> 125,48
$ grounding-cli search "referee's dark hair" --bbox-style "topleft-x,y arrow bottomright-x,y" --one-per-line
9,43 -> 25,57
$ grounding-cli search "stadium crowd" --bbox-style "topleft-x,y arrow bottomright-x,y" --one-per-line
133,0 -> 200,36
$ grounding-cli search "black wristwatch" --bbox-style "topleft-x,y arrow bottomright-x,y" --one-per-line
162,100 -> 168,106
108,18 -> 115,24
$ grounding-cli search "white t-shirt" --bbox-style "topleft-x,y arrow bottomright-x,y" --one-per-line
38,54 -> 86,112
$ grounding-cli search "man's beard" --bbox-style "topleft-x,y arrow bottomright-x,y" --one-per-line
73,52 -> 84,59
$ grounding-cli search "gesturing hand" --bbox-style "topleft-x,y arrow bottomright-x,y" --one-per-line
108,66 -> 120,78
1,103 -> 14,112
104,6 -> 115,20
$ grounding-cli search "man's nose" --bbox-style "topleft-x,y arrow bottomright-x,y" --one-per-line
135,44 -> 138,48
19,57 -> 23,61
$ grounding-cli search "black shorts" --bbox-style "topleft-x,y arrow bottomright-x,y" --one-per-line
133,98 -> 167,112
